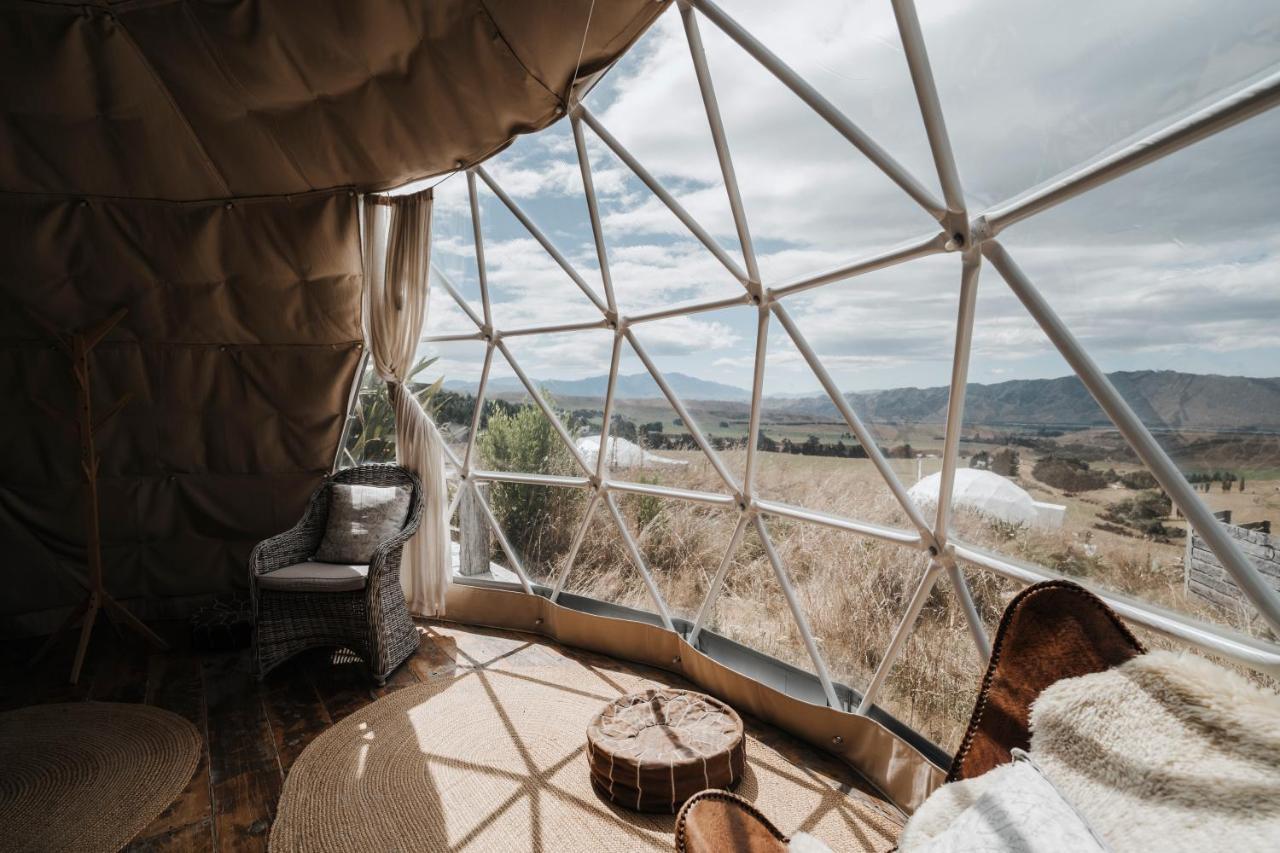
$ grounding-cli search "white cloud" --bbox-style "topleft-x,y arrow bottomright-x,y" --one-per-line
423,0 -> 1280,392
630,314 -> 740,355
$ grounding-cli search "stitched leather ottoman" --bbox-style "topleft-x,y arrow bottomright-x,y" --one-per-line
587,688 -> 746,813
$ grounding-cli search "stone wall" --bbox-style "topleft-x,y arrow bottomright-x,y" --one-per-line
1184,511 -> 1278,612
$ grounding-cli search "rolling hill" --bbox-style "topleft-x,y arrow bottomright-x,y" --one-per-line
772,370 -> 1280,432
451,370 -> 1280,432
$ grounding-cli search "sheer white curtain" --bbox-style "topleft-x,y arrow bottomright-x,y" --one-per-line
361,189 -> 450,616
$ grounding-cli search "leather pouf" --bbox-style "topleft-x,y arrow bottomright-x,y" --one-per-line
587,689 -> 746,813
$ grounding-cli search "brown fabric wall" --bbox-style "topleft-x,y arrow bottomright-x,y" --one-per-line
0,190 -> 363,633
0,0 -> 667,200
0,1 -> 671,632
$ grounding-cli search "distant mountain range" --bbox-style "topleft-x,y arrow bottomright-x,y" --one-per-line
447,369 -> 1280,432
796,370 -> 1280,432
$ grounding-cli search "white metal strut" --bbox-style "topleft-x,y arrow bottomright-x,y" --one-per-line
354,0 -> 1280,722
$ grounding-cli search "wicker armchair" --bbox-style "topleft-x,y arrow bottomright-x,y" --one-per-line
250,464 -> 423,685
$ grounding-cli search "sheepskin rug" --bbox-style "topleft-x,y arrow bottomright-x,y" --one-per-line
902,650 -> 1280,852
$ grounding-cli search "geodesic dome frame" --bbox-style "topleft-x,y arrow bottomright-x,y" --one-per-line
402,0 -> 1280,723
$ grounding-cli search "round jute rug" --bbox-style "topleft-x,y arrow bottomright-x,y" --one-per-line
0,702 -> 201,853
272,662 -> 901,852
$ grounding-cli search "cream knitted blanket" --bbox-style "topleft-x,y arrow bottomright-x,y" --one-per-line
902,651 -> 1280,852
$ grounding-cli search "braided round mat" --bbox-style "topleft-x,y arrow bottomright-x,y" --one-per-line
0,702 -> 201,853
272,663 -> 900,852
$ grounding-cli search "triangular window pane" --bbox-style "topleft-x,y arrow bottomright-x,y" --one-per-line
458,482 -> 585,588
464,346 -> 590,480
427,175 -> 484,332
480,121 -> 607,302
580,18 -> 750,313
609,323 -> 742,497
616,496 -> 737,626
927,1 -> 1280,209
498,328 -> 612,459
755,255 -> 961,531
702,520 -> 816,675
472,178 -> 606,328
962,250 -> 1265,636
585,11 -> 743,257
578,126 -> 749,316
560,497 -> 661,619
697,4 -> 940,285
881,564 -> 1006,752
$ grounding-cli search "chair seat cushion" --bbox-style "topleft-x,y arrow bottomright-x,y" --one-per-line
258,561 -> 369,592
314,483 -> 411,564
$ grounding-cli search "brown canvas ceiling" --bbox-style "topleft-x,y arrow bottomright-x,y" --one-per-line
0,1 -> 667,632
0,0 -> 667,200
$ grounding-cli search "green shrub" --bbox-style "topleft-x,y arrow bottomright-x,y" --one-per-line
477,394 -> 581,568
1032,455 -> 1109,491
1100,490 -> 1179,539
986,518 -> 1026,540
341,357 -> 443,466
990,448 -> 1020,477
611,415 -> 638,442
1049,546 -> 1109,579
1119,469 -> 1158,490
626,474 -> 665,531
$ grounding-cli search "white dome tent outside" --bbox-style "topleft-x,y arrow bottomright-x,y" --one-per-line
576,435 -> 689,469
908,470 -> 1065,530
406,0 -> 1280,732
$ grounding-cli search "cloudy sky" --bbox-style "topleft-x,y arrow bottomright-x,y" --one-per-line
422,0 -> 1280,398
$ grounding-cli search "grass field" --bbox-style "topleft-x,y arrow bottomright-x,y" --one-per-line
452,402 -> 1280,752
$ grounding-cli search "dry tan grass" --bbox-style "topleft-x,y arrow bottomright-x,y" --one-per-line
501,448 -> 1275,753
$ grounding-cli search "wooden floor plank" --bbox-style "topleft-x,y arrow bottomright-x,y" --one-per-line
89,633 -> 151,703
260,658 -> 333,773
2,619 -> 113,709
305,648 -> 377,724
202,652 -> 281,852
126,818 -> 215,852
136,654 -> 213,842
371,649 -> 421,698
